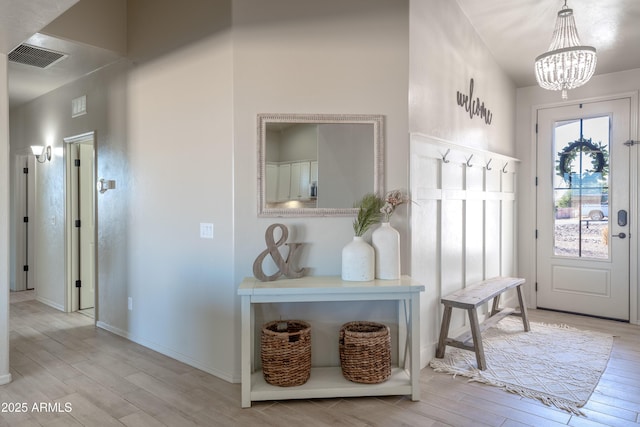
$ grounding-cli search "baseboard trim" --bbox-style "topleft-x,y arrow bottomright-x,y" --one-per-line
0,373 -> 12,385
35,295 -> 64,312
96,321 -> 239,383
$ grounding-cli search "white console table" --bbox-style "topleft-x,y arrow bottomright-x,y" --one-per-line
238,275 -> 425,408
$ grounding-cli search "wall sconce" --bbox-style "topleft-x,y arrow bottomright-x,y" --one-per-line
97,178 -> 116,193
31,145 -> 52,163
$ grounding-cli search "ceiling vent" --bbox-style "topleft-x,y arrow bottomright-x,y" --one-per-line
8,44 -> 68,69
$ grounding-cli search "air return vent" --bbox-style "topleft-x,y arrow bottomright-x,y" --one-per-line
8,44 -> 67,69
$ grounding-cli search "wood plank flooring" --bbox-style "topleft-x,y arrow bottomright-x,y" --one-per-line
2,291 -> 639,426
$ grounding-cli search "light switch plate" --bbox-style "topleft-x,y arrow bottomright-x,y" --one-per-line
200,223 -> 214,239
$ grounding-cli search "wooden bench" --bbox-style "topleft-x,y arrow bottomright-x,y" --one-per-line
435,277 -> 530,370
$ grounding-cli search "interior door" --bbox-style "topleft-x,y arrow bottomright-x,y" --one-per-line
536,98 -> 631,321
78,143 -> 95,310
67,136 -> 96,312
14,154 -> 35,292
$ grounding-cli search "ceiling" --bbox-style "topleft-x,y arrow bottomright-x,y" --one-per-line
8,33 -> 122,108
0,0 -> 77,54
456,0 -> 640,87
0,0 -> 119,109
3,0 -> 640,108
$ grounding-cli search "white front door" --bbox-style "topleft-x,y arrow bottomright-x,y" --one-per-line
536,97 -> 632,321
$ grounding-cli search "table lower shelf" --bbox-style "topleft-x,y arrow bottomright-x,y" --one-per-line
249,366 -> 413,403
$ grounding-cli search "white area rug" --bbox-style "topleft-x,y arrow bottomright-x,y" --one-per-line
430,317 -> 613,414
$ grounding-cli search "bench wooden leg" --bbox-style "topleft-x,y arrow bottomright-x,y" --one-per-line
467,308 -> 486,370
490,294 -> 501,316
436,305 -> 453,358
516,285 -> 531,332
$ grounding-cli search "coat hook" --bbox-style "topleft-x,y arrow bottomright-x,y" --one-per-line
466,154 -> 474,167
486,158 -> 493,170
442,149 -> 451,163
502,162 -> 509,173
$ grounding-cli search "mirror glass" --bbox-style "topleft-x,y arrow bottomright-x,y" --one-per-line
258,114 -> 384,217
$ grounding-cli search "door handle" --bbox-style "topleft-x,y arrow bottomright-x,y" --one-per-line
612,232 -> 627,239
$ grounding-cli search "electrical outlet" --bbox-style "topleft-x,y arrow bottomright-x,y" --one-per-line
200,223 -> 214,239
128,297 -> 133,311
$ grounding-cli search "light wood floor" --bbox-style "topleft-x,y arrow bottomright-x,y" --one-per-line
2,291 -> 639,426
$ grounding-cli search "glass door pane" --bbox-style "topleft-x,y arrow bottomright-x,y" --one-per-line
553,116 -> 610,259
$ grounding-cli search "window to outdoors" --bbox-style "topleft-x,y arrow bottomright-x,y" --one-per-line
553,116 -> 610,259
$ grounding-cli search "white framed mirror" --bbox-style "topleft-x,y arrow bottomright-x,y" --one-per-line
257,113 -> 385,217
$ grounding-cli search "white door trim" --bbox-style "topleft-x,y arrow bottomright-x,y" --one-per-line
529,91 -> 639,324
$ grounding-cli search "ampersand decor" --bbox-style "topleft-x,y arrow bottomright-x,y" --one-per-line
253,223 -> 308,281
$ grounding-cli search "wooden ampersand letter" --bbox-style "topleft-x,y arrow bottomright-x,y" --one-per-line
253,223 -> 308,281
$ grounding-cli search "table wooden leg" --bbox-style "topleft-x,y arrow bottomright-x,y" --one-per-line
410,294 -> 421,401
240,296 -> 251,408
436,305 -> 453,359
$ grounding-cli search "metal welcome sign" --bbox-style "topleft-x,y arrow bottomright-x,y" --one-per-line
456,78 -> 493,125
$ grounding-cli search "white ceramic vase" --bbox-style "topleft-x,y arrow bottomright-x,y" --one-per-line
372,222 -> 400,280
341,236 -> 375,281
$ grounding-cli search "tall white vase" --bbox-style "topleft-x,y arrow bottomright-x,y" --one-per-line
341,236 -> 375,281
372,222 -> 400,280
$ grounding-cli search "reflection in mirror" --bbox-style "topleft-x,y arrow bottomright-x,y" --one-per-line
258,114 -> 384,217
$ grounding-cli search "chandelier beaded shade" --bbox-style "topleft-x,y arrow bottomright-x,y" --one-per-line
534,1 -> 596,99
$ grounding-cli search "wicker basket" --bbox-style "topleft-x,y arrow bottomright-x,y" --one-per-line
339,321 -> 391,384
261,320 -> 311,387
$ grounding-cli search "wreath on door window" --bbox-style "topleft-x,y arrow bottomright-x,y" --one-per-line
557,138 -> 606,182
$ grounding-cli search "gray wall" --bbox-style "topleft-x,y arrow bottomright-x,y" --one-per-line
232,0 -> 410,371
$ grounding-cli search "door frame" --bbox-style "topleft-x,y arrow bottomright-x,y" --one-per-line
528,91 -> 639,325
64,131 -> 97,315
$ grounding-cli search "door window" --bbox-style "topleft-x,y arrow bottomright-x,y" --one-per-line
553,116 -> 610,260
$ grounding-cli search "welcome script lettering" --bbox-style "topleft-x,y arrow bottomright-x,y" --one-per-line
456,78 -> 493,125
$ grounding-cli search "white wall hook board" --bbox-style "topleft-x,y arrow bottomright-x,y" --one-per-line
466,154 -> 474,167
97,178 -> 116,193
486,158 -> 492,170
442,148 -> 451,163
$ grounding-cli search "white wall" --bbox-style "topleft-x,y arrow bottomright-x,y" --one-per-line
7,0 -> 523,384
41,0 -> 127,56
10,59 -> 131,312
409,0 -> 517,363
277,124 -> 317,162
516,69 -> 640,324
233,0 -> 409,373
409,0 -> 515,156
0,54 -> 12,385
318,124 -> 373,209
123,33 -> 235,379
9,1 -> 238,381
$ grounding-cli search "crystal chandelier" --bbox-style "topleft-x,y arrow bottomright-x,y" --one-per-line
534,1 -> 597,99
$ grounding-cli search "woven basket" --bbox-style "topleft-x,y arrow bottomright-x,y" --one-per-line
261,320 -> 311,387
339,321 -> 391,384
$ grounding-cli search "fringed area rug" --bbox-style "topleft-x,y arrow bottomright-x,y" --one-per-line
430,317 -> 613,415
